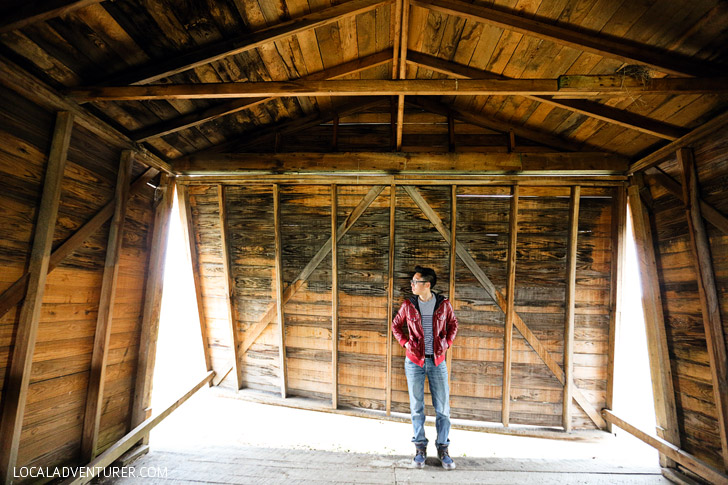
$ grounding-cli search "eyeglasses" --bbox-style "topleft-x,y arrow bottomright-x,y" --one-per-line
411,279 -> 427,285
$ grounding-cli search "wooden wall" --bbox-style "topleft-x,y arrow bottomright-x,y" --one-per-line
187,181 -> 614,430
0,83 -> 158,475
642,125 -> 728,469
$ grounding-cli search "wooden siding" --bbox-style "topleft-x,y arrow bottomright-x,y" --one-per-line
642,125 -> 728,469
187,182 -> 613,429
0,84 -> 157,476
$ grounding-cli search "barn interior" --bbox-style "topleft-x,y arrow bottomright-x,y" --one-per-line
0,0 -> 727,483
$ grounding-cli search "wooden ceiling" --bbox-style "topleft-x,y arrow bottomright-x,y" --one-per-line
1,0 -> 727,165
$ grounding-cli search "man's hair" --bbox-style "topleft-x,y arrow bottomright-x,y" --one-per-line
414,265 -> 437,288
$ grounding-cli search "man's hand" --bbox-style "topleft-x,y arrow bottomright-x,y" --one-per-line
405,341 -> 410,352
443,341 -> 449,351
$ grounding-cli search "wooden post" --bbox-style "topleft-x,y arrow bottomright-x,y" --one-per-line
0,112 -> 73,484
386,184 -> 396,415
218,185 -> 244,390
274,184 -> 288,398
508,129 -> 516,152
176,184 -> 214,375
131,175 -> 175,437
81,150 -> 134,461
627,177 -> 681,467
447,185 -> 456,380
331,184 -> 339,409
563,186 -> 580,432
502,184 -> 519,427
606,184 -> 627,433
678,148 -> 728,470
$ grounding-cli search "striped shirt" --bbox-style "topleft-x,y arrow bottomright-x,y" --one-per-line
419,295 -> 436,355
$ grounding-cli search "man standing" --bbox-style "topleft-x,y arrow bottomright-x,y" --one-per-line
391,265 -> 458,470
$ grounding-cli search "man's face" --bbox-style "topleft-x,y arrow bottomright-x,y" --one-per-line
410,272 -> 429,296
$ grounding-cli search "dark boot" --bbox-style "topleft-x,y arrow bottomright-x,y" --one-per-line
437,444 -> 456,470
413,445 -> 426,468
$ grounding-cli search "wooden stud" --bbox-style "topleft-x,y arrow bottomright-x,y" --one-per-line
131,176 -> 176,435
218,185 -> 245,390
678,148 -> 728,470
386,184 -> 396,416
0,112 -> 73,484
404,185 -> 607,429
273,184 -> 288,398
648,169 -> 728,236
502,185 -> 519,427
331,184 -> 339,409
0,168 -> 158,320
603,410 -> 728,485
627,178 -> 681,467
508,130 -> 516,153
176,184 -> 214,375
411,0 -> 712,76
81,150 -> 134,462
447,185 -> 456,381
62,372 -> 214,485
606,184 -> 627,433
563,186 -> 580,432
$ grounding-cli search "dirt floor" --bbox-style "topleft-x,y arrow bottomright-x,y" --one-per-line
97,386 -> 670,484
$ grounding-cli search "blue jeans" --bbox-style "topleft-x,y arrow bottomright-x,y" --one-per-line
404,356 -> 451,447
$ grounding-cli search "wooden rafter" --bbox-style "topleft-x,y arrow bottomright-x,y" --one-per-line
174,151 -> 628,175
406,51 -> 687,141
81,151 -> 134,461
131,175 -> 175,436
407,97 -> 584,152
0,0 -> 102,33
502,185 -> 518,427
218,185 -> 245,390
678,148 -> 728,469
67,76 -> 728,102
0,168 -> 158,320
627,177 -> 681,467
105,0 -> 392,86
0,112 -> 74,484
629,110 -> 728,174
410,0 -> 713,77
130,51 -> 393,142
404,185 -> 607,429
563,186 -> 580,432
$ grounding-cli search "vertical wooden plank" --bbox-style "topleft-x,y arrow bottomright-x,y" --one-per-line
273,184 -> 288,399
131,175 -> 175,436
176,184 -> 213,374
218,185 -> 244,390
331,184 -> 339,409
508,129 -> 516,152
391,0 -> 402,79
606,184 -> 627,433
0,111 -> 73,483
81,150 -> 134,461
502,184 -> 519,428
395,0 -> 409,150
628,178 -> 681,467
678,148 -> 728,470
447,185 -> 456,381
386,184 -> 396,416
563,185 -> 581,432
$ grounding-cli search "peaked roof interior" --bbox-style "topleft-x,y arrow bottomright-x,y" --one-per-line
1,0 -> 727,165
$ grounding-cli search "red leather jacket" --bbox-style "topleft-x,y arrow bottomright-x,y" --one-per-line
391,293 -> 458,367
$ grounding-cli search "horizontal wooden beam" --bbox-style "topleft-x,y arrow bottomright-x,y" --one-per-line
68,76 -> 728,101
411,0 -> 714,77
629,110 -> 728,174
62,371 -> 214,485
130,51 -> 393,142
108,0 -> 392,85
177,175 -> 626,185
0,0 -> 101,34
407,51 -> 687,140
175,151 -> 628,175
602,410 -> 728,484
